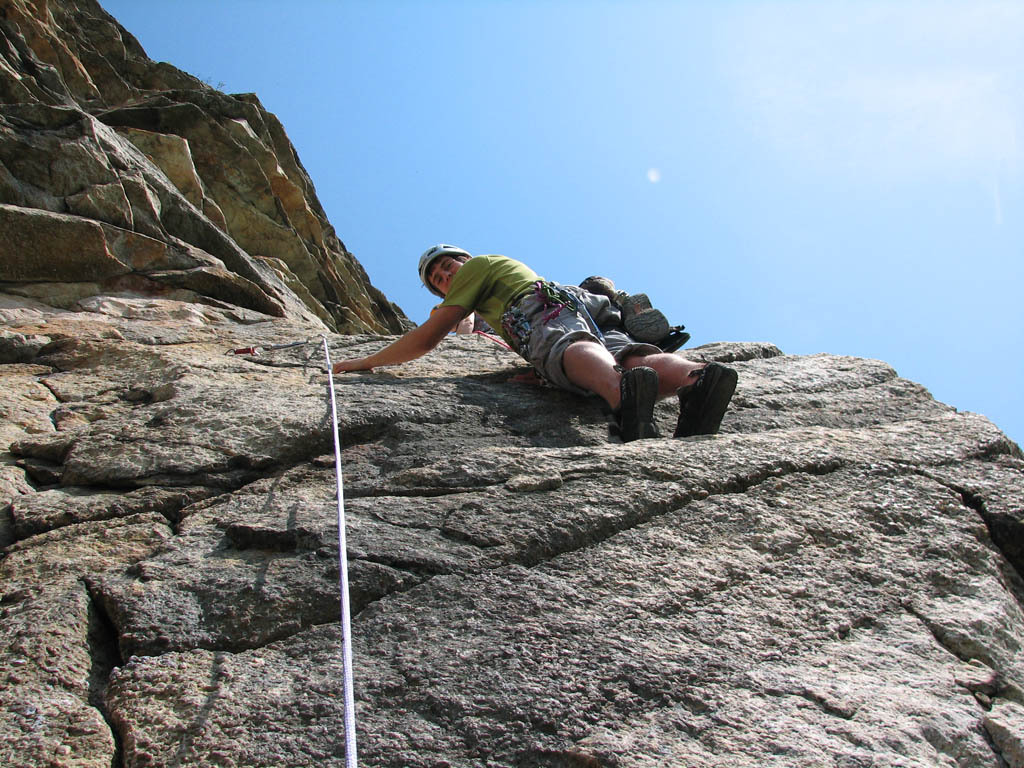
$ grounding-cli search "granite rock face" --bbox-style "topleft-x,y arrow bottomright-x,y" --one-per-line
0,0 -> 407,334
2,292 -> 1024,767
4,2 -> 1024,768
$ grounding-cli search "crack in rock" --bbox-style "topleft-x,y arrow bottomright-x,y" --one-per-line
85,581 -> 125,768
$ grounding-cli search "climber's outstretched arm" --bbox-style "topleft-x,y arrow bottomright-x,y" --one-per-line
332,305 -> 467,373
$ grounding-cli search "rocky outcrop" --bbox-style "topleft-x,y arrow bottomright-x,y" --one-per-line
4,2 -> 1024,767
2,294 -> 1024,767
0,0 -> 407,334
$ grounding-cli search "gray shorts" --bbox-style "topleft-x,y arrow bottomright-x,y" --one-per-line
502,283 -> 662,396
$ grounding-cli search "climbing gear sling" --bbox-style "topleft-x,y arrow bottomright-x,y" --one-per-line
226,339 -> 314,356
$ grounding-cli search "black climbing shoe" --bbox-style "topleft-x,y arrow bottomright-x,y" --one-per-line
619,293 -> 671,343
616,366 -> 660,442
579,279 -> 674,345
674,362 -> 738,438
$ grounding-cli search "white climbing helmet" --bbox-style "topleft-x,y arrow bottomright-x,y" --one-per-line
418,244 -> 471,297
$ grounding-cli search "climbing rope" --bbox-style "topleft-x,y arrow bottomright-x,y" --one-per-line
320,335 -> 359,768
472,329 -> 513,350
226,334 -> 359,761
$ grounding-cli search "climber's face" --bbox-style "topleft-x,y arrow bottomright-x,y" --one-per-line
427,256 -> 463,296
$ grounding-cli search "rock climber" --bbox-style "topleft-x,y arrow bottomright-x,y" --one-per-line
331,245 -> 738,442
455,275 -> 691,354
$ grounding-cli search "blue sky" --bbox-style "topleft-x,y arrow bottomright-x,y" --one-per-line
101,1 -> 1023,445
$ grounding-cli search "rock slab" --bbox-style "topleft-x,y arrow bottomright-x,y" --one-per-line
3,295 -> 1024,766
3,1 -> 1024,766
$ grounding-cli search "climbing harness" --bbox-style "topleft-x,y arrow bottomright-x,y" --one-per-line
536,281 -> 607,341
500,281 -> 608,355
321,335 -> 359,768
533,280 -> 579,325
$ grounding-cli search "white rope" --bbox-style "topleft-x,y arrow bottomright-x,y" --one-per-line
321,335 -> 358,767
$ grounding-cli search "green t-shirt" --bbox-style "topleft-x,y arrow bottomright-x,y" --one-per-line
439,255 -> 541,340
